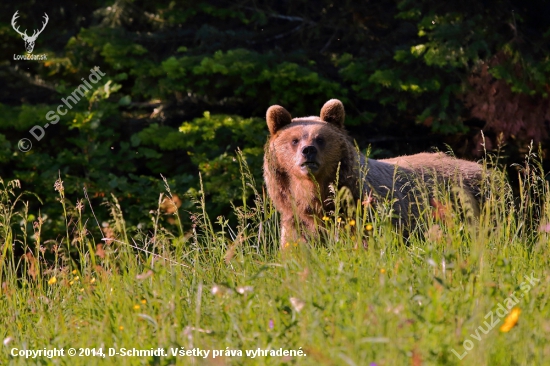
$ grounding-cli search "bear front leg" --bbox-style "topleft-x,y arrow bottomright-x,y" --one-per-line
280,215 -> 303,248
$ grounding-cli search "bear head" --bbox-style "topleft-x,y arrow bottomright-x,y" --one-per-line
265,99 -> 350,183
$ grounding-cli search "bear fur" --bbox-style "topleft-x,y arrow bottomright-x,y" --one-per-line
263,99 -> 483,245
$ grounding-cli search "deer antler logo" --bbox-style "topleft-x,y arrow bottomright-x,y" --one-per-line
11,11 -> 49,54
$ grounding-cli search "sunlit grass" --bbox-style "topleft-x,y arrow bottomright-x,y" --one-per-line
1,148 -> 550,365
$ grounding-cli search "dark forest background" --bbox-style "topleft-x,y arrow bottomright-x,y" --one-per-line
0,0 -> 549,238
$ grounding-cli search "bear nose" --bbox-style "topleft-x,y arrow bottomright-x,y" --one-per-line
301,145 -> 317,159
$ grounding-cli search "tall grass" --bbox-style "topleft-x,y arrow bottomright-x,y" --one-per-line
0,150 -> 549,365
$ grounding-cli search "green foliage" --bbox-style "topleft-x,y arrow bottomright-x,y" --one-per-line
138,112 -> 268,216
158,49 -> 347,115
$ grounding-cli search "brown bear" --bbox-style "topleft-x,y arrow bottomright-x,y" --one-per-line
263,99 -> 483,246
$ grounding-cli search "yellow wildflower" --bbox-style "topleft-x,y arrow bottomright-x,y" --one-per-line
48,276 -> 57,285
500,308 -> 521,332
366,223 -> 373,231
349,220 -> 356,226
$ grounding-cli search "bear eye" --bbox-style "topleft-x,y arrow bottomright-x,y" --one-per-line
315,137 -> 325,145
291,138 -> 299,146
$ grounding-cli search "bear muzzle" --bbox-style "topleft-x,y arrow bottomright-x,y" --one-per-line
300,145 -> 320,173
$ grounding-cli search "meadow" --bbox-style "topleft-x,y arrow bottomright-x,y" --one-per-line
1,149 -> 550,366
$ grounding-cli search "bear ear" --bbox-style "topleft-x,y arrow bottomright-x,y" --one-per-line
266,105 -> 292,135
320,99 -> 345,127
